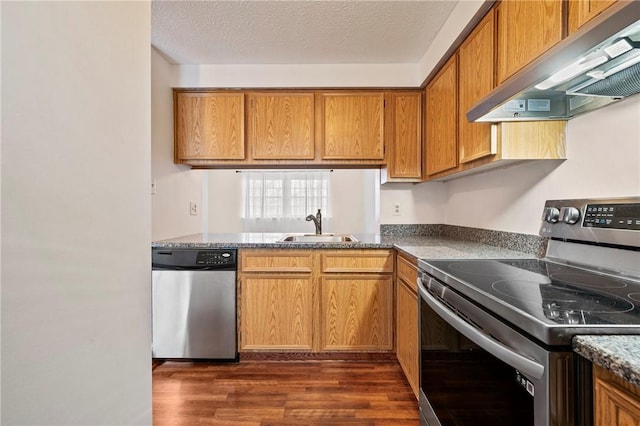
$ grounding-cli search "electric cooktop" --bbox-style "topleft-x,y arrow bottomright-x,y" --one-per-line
421,258 -> 640,345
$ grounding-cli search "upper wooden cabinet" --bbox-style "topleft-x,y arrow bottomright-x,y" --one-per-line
383,92 -> 422,181
458,10 -> 496,164
425,54 -> 458,176
174,91 -> 245,161
319,92 -> 385,161
247,92 -> 315,160
496,0 -> 564,84
569,0 -> 619,34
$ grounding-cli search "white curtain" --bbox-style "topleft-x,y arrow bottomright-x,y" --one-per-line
241,171 -> 331,233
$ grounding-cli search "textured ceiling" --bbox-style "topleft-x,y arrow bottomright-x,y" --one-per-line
152,0 -> 459,65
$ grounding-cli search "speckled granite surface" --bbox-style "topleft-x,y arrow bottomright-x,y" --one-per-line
574,336 -> 640,388
380,224 -> 547,257
153,232 -> 538,260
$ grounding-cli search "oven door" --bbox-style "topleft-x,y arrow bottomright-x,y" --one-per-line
418,272 -> 576,426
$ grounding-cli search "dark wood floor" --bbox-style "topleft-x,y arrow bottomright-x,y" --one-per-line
153,360 -> 420,425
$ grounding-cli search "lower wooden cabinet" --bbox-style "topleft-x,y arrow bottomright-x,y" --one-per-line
395,253 -> 419,398
239,249 -> 394,353
594,364 -> 640,426
240,275 -> 313,351
321,275 -> 393,351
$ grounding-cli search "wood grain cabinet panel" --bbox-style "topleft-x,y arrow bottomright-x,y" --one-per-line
320,275 -> 393,351
425,55 -> 458,176
239,249 -> 394,354
240,250 -> 314,273
240,275 -> 313,351
174,91 -> 245,161
496,0 -> 564,84
320,93 -> 385,160
569,0 -> 618,34
321,250 -> 394,274
320,250 -> 394,353
595,364 -> 640,426
458,10 -> 496,164
395,253 -> 419,398
384,92 -> 422,181
247,92 -> 315,159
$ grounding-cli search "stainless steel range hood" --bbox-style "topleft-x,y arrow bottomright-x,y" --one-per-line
468,1 -> 640,122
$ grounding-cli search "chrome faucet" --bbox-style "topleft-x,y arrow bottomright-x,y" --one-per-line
305,209 -> 322,235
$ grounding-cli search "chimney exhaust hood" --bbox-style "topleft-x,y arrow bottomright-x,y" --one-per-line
468,1 -> 640,122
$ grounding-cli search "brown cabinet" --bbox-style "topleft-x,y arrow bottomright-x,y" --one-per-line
569,0 -> 618,34
496,0 -> 564,84
594,364 -> 640,426
239,250 -> 314,351
318,92 -> 385,161
395,253 -> 419,398
247,92 -> 315,160
239,249 -> 394,353
382,92 -> 423,182
424,6 -> 567,182
174,91 -> 245,161
320,250 -> 394,352
458,10 -> 496,164
425,54 -> 458,177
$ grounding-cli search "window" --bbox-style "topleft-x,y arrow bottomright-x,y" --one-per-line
242,171 -> 330,232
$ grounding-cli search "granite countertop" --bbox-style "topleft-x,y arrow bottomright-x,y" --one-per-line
574,335 -> 640,388
152,233 -> 537,260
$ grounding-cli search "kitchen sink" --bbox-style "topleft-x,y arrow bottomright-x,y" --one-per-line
277,233 -> 358,243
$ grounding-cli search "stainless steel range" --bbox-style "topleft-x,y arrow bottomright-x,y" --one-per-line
417,197 -> 640,426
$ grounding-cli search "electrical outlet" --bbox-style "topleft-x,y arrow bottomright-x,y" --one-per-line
393,203 -> 401,216
190,201 -> 198,216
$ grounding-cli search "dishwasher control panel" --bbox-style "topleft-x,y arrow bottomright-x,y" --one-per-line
152,248 -> 237,270
196,250 -> 236,266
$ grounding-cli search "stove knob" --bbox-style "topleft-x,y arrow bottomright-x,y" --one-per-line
560,207 -> 581,224
542,207 -> 560,223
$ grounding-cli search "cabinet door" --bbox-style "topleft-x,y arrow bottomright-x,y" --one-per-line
174,91 -> 245,161
396,255 -> 419,398
595,365 -> 640,426
496,0 -> 564,84
425,55 -> 458,176
459,10 -> 496,164
320,275 -> 393,351
240,275 -> 313,351
569,0 -> 618,34
320,93 -> 385,160
385,92 -> 422,180
248,92 -> 315,160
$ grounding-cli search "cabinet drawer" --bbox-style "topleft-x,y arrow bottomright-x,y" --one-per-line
240,250 -> 314,273
321,250 -> 394,273
397,254 -> 418,294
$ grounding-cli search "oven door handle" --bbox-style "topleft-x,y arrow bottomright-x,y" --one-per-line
418,277 -> 545,380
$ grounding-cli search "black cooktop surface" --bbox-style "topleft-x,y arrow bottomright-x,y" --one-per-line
421,259 -> 640,344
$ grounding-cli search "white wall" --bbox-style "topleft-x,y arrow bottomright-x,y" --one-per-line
444,96 -> 640,235
178,63 -> 419,88
2,2 -> 152,425
380,182 -> 447,224
151,48 -> 204,241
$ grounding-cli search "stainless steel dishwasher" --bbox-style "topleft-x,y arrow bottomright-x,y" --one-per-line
151,248 -> 237,360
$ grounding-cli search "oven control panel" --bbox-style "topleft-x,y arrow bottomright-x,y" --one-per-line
540,197 -> 640,248
583,203 -> 640,230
